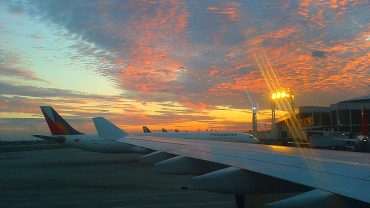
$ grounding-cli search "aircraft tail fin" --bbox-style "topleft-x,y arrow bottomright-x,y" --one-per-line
40,106 -> 82,135
93,117 -> 128,139
143,126 -> 151,133
361,106 -> 368,136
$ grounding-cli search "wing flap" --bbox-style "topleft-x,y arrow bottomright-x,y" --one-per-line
265,189 -> 342,208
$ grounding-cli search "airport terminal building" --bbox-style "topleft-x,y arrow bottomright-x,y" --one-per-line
275,96 -> 370,140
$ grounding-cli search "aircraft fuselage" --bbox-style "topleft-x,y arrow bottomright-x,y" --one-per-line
63,134 -> 147,153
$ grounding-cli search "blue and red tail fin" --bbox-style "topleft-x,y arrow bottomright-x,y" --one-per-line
361,106 -> 368,137
40,106 -> 82,135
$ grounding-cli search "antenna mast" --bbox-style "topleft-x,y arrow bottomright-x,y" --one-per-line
246,92 -> 258,133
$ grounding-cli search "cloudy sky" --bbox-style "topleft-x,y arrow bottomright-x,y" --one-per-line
0,0 -> 369,140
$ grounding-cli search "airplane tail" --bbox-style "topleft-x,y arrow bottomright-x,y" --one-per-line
361,106 -> 368,137
162,128 -> 167,133
40,106 -> 82,135
143,126 -> 151,133
93,117 -> 128,139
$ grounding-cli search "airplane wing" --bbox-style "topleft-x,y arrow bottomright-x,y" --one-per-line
118,135 -> 370,208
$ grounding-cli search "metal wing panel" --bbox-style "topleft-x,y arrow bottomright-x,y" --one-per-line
120,136 -> 370,203
294,160 -> 370,179
247,154 -> 306,166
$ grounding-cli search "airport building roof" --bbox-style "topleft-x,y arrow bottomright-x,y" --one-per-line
331,95 -> 370,110
337,95 -> 370,104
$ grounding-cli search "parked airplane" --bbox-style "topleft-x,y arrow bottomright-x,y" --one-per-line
93,117 -> 370,208
355,105 -> 369,151
34,106 -> 258,153
140,126 -> 259,143
143,126 -> 151,133
309,106 -> 369,152
33,106 -> 148,153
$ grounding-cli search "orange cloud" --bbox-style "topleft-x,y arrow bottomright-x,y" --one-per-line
116,0 -> 190,93
296,0 -> 368,26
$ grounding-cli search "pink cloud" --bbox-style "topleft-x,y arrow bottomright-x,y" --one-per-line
114,0 -> 190,93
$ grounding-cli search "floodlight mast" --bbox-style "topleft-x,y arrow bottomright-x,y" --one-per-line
252,106 -> 257,133
246,91 -> 258,133
270,88 -> 295,139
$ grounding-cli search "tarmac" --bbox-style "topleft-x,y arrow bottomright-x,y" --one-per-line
0,147 -> 294,208
0,147 -> 237,208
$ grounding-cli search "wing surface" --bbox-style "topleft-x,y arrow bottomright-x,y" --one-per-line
119,135 -> 370,204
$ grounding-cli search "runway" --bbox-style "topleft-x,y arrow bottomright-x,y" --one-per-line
0,148 -> 236,208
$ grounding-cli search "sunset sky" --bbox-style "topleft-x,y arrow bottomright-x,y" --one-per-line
0,0 -> 369,140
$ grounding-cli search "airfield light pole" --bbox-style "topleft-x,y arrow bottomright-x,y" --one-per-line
252,106 -> 257,133
271,94 -> 277,139
271,89 -> 295,139
246,91 -> 258,134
